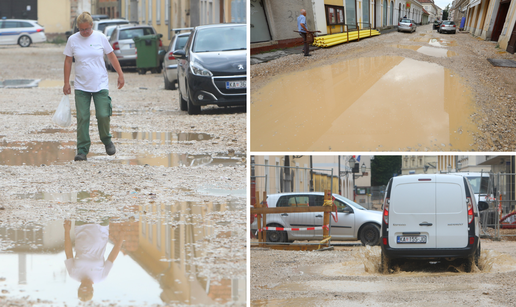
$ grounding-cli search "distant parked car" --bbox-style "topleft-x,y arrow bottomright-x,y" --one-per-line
174,23 -> 246,114
163,30 -> 192,90
106,24 -> 163,71
93,19 -> 130,33
439,20 -> 457,34
103,25 -> 118,41
398,18 -> 417,33
250,192 -> 383,245
0,19 -> 46,47
65,15 -> 113,40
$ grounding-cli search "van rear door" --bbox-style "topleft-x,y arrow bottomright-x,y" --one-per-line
435,176 -> 468,248
389,176 -> 437,249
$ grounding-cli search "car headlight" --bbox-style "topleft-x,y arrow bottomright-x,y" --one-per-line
190,61 -> 212,77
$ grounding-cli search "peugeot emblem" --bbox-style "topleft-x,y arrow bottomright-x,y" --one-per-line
238,64 -> 244,70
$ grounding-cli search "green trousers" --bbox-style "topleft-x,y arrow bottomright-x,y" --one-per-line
75,89 -> 112,155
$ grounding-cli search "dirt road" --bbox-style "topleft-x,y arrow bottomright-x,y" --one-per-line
251,239 -> 516,306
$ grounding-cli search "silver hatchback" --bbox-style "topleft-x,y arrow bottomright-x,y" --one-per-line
163,30 -> 191,90
439,20 -> 457,34
106,24 -> 160,70
251,192 -> 383,245
398,18 -> 417,33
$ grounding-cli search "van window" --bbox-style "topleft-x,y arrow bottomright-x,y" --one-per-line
466,176 -> 489,194
392,183 -> 435,214
277,196 -> 309,207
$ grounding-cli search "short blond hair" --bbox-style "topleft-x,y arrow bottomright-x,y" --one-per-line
76,12 -> 93,25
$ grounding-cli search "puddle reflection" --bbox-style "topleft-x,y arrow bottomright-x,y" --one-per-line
113,131 -> 213,144
392,44 -> 457,57
15,190 -> 110,203
0,201 -> 246,305
0,141 -> 242,167
251,56 -> 477,151
411,37 -> 458,47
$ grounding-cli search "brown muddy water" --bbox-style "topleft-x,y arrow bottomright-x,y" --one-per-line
0,201 -> 246,305
251,56 -> 477,151
411,37 -> 458,47
0,141 -> 243,167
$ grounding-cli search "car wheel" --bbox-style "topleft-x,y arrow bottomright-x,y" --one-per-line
164,75 -> 174,90
266,223 -> 287,243
186,83 -> 201,115
380,250 -> 393,274
359,223 -> 380,246
138,69 -> 146,75
18,35 -> 32,47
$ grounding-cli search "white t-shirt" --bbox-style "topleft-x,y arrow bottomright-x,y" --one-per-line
63,31 -> 113,92
64,224 -> 113,283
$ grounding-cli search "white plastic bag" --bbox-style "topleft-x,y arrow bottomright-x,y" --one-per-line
52,95 -> 72,127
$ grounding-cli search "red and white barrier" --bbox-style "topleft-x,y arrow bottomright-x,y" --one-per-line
259,225 -> 329,232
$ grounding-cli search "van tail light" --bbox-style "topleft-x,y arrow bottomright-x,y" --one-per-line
383,198 -> 390,224
383,237 -> 388,246
467,197 -> 474,224
469,237 -> 475,245
113,42 -> 120,50
168,52 -> 175,60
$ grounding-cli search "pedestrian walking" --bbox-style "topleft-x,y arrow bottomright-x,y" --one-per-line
63,11 -> 125,162
297,9 -> 311,57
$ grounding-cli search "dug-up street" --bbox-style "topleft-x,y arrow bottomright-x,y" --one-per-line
251,24 -> 516,152
0,44 -> 246,306
251,240 -> 516,306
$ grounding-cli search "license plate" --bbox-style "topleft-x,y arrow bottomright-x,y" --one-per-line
226,81 -> 246,89
397,235 -> 427,244
129,43 -> 134,48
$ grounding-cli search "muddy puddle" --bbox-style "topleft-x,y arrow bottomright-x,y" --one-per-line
252,297 -> 324,306
0,201 -> 246,305
301,246 -> 516,277
392,44 -> 457,57
412,37 -> 458,47
251,56 -> 477,151
15,190 -> 111,203
113,131 -> 214,144
0,141 -> 243,167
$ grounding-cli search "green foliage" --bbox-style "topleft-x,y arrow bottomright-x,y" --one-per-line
371,156 -> 402,186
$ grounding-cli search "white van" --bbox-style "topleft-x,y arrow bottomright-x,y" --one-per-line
381,174 -> 489,273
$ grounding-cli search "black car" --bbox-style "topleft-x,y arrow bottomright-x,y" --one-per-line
174,23 -> 246,115
433,20 -> 442,30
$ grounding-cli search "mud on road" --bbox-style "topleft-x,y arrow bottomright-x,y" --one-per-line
0,43 -> 246,306
251,25 -> 516,152
251,240 -> 516,306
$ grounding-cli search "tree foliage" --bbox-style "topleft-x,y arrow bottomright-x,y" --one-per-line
371,156 -> 402,186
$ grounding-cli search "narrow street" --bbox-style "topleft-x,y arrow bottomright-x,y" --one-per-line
250,24 -> 516,152
0,44 -> 246,305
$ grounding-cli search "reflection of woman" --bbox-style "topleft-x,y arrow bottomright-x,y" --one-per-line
64,220 -> 124,302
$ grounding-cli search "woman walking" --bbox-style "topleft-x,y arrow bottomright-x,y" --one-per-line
63,12 -> 124,161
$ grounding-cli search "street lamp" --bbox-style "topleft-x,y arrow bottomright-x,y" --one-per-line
457,161 -> 462,171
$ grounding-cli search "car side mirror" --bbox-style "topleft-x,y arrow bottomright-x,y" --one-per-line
478,201 -> 489,212
173,49 -> 186,59
339,207 -> 353,214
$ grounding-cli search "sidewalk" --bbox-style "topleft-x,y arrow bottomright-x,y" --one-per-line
250,27 -> 398,65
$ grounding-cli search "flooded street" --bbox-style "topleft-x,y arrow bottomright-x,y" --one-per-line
0,44 -> 246,306
251,240 -> 516,306
251,24 -> 516,151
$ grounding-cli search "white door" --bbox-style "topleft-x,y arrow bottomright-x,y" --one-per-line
315,197 -> 355,239
250,0 -> 271,43
389,178 -> 437,249
435,177 -> 468,248
276,195 -> 314,239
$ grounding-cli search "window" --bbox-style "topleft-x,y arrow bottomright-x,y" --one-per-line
157,0 -> 161,24
165,0 -> 170,25
325,5 -> 345,25
334,199 -> 352,213
277,196 -> 309,207
149,0 -> 153,24
193,25 -> 246,52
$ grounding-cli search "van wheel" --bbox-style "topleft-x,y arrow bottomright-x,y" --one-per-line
381,251 -> 392,274
464,255 -> 475,273
475,241 -> 481,268
360,224 -> 380,246
266,223 -> 287,243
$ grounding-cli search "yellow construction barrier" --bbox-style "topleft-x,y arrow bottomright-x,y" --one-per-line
313,29 -> 381,48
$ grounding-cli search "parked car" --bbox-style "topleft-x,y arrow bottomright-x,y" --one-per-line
106,24 -> 163,71
398,18 -> 417,33
0,19 -> 46,47
380,174 -> 489,273
439,20 -> 457,34
103,24 -> 118,41
250,192 -> 383,245
174,23 -> 246,114
93,19 -> 130,33
460,172 -> 491,203
433,20 -> 442,30
163,30 -> 192,90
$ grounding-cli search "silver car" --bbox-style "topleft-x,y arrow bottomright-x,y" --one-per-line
163,30 -> 191,90
398,18 -> 417,33
107,24 -> 160,71
439,20 -> 457,34
251,192 -> 382,245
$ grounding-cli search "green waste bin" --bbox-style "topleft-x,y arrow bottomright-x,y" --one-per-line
133,34 -> 163,75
